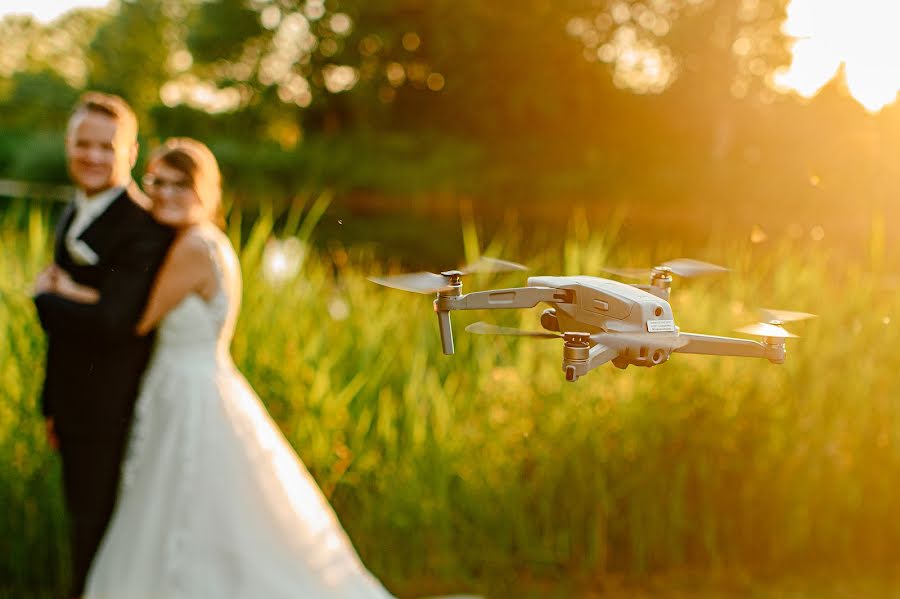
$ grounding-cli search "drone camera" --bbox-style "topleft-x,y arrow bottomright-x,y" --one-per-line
622,344 -> 669,367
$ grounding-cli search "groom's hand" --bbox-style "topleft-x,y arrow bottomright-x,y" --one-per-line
45,417 -> 59,451
32,265 -> 60,296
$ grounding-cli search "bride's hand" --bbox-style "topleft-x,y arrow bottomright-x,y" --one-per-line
54,268 -> 101,304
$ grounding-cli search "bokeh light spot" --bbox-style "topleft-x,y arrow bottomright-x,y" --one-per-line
402,32 -> 421,52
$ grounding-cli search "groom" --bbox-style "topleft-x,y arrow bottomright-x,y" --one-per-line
32,92 -> 173,598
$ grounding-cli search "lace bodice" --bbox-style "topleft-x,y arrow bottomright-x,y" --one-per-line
121,227 -> 241,491
154,226 -> 241,361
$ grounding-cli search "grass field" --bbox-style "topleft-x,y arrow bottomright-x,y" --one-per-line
4,197 -> 900,597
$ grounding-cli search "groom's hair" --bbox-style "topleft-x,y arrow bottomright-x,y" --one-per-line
70,91 -> 138,142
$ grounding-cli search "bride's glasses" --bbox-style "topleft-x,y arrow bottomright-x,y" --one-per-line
142,174 -> 193,194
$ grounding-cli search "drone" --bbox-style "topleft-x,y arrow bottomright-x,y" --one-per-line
369,257 -> 815,382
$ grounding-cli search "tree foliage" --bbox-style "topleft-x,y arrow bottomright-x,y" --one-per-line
1,0 -> 798,144
87,0 -> 170,125
1,0 -> 892,224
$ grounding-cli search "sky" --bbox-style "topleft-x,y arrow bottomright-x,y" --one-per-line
0,0 -> 109,23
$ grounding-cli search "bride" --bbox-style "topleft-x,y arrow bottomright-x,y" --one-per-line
53,138 -> 395,598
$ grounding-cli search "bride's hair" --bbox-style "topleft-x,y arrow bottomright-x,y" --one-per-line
147,138 -> 225,227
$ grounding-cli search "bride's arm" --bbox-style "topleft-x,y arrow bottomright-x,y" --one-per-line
136,231 -> 217,336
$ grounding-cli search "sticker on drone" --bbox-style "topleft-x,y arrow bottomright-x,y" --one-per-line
647,320 -> 676,333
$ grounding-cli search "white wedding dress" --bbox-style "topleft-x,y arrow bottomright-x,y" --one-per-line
85,226 -> 394,598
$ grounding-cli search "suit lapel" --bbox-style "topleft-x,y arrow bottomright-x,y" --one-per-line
77,189 -> 131,254
54,202 -> 77,266
56,184 -> 151,270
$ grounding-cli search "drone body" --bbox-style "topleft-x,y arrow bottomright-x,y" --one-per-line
528,275 -> 679,371
528,275 -> 675,336
371,258 -> 811,382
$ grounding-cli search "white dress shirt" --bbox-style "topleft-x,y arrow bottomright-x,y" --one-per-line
65,184 -> 127,265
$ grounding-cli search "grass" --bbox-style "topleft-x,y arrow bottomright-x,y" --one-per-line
4,197 -> 900,597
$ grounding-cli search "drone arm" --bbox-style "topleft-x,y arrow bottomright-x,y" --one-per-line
589,343 -> 620,371
674,332 -> 784,363
433,287 -> 571,356
434,287 -> 572,312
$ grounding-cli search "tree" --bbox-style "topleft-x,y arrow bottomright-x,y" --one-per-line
86,0 -> 171,131
0,70 -> 80,132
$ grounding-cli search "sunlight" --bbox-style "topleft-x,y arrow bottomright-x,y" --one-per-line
775,0 -> 900,113
0,0 -> 109,23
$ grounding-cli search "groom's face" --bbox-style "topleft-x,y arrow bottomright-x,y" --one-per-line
66,110 -> 138,196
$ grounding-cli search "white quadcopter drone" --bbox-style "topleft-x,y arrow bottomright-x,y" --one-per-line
370,257 -> 814,382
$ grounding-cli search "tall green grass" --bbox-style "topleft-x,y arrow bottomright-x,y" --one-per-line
3,198 -> 900,597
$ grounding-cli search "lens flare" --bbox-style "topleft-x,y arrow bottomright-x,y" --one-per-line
262,237 -> 305,285
776,0 -> 900,113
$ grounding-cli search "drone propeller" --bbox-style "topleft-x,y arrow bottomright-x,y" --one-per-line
368,271 -> 455,294
735,321 -> 798,339
758,308 -> 817,323
735,308 -> 815,339
603,258 -> 729,279
459,257 -> 529,274
369,257 -> 528,294
600,266 -> 653,279
465,322 -> 690,350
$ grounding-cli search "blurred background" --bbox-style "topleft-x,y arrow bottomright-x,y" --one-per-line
5,0 -> 900,597
3,0 -> 900,259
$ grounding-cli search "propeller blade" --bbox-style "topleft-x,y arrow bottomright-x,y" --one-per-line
759,308 -> 817,322
602,259 -> 728,279
600,267 -> 653,279
368,272 -> 451,294
735,322 -> 798,338
465,321 -> 562,339
459,257 -> 529,275
370,257 -> 526,294
661,258 -> 729,277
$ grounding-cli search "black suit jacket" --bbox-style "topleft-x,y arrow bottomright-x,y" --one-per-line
34,184 -> 173,440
